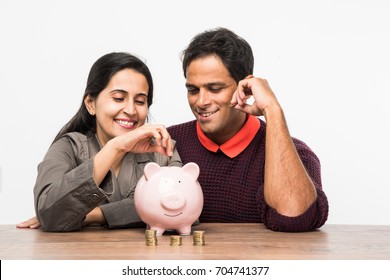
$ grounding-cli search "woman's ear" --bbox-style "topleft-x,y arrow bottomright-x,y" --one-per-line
84,95 -> 96,116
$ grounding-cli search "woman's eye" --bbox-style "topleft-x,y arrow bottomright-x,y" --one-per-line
113,98 -> 125,102
135,100 -> 146,105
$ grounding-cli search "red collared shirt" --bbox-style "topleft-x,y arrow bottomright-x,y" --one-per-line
196,115 -> 261,158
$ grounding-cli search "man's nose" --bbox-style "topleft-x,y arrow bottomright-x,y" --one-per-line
197,89 -> 211,107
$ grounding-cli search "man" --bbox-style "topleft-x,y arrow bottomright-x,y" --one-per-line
17,28 -> 329,232
167,27 -> 328,232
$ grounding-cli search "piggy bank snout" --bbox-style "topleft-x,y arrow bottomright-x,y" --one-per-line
161,193 -> 186,211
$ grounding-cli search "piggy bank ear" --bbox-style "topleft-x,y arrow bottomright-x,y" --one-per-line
144,162 -> 161,181
182,162 -> 200,179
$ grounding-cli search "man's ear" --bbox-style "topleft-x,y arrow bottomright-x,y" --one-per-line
84,95 -> 96,116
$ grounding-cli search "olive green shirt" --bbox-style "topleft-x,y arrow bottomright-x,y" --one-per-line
34,132 -> 182,232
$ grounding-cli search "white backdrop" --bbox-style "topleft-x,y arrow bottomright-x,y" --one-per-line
0,0 -> 389,225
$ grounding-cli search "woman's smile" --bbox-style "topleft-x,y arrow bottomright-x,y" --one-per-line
115,118 -> 137,129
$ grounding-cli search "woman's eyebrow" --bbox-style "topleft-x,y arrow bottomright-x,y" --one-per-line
109,89 -> 128,94
135,92 -> 148,98
108,90 -> 148,98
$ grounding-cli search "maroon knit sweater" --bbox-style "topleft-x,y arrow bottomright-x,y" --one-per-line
168,119 -> 329,232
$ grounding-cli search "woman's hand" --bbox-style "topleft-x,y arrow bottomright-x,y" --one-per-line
93,124 -> 174,186
16,216 -> 41,229
82,207 -> 106,227
113,124 -> 174,157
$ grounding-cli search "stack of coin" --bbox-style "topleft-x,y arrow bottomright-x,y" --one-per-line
193,230 -> 205,246
170,235 -> 182,246
145,229 -> 158,246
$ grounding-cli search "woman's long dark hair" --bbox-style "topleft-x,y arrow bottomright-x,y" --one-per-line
52,52 -> 154,144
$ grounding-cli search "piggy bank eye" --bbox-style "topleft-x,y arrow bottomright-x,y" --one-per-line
178,180 -> 181,183
159,177 -> 174,193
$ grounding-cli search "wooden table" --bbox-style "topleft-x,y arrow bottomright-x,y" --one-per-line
1,223 -> 389,259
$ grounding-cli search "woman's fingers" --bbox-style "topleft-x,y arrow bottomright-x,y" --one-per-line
16,216 -> 40,229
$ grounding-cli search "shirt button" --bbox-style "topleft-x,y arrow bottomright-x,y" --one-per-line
91,194 -> 100,202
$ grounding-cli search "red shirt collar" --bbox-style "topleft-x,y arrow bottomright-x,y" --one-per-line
196,115 -> 261,158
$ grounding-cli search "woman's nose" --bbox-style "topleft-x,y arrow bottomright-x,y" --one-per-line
123,101 -> 136,115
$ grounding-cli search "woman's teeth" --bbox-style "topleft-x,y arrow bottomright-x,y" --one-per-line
115,120 -> 134,126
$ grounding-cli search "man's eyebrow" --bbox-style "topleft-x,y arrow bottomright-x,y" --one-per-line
185,83 -> 196,88
206,82 -> 226,87
185,82 -> 226,87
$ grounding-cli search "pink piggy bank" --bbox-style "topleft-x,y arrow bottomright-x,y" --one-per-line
134,162 -> 203,236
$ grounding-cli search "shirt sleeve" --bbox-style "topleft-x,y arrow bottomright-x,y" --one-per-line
168,142 -> 183,167
34,137 -> 113,232
100,145 -> 183,229
99,198 -> 144,229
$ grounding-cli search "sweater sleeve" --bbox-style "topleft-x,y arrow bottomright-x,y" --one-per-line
34,137 -> 113,232
260,138 -> 329,232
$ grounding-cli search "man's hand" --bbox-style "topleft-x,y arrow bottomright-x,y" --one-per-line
230,76 -> 280,118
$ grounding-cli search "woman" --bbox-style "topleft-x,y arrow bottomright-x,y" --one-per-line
17,52 -> 182,231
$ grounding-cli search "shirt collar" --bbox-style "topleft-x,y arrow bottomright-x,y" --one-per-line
196,115 -> 261,158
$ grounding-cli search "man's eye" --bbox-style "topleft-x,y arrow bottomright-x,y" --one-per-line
209,87 -> 222,93
113,98 -> 125,102
187,88 -> 199,95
